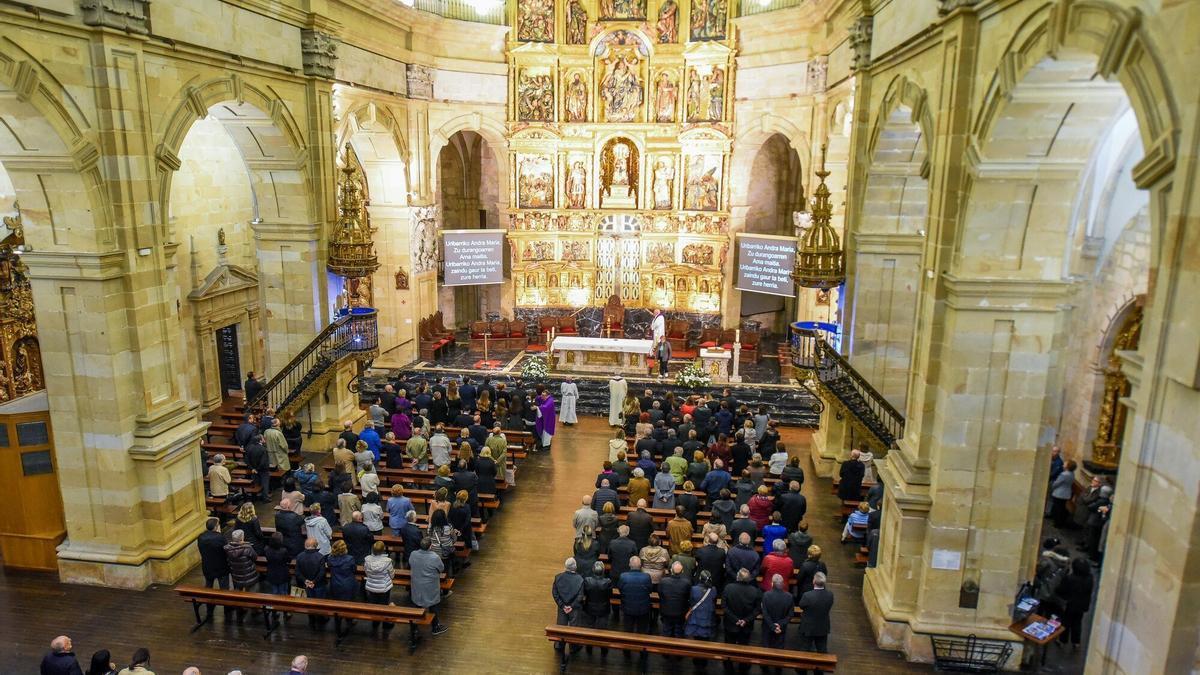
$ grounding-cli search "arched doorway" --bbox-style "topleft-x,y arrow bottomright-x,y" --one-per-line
436,130 -> 502,328
741,133 -> 803,335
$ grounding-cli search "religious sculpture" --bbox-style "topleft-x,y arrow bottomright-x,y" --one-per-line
564,73 -> 589,122
656,0 -> 679,42
517,70 -> 555,122
600,0 -> 646,21
685,66 -> 723,121
709,67 -> 725,120
652,157 -> 675,209
599,52 -> 643,123
566,160 -> 588,209
654,72 -> 677,122
647,242 -> 675,264
411,207 -> 440,274
682,243 -> 715,266
517,0 -> 555,42
599,138 -> 639,208
562,240 -> 591,261
567,0 -> 589,45
518,155 -> 555,208
684,155 -> 721,211
690,0 -> 727,40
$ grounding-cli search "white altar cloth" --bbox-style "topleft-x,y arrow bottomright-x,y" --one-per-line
550,336 -> 654,375
551,336 -> 654,354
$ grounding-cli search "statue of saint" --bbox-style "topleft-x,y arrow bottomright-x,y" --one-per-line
709,68 -> 724,120
654,72 -> 677,122
656,0 -> 678,43
612,144 -> 630,185
567,0 -> 588,45
564,73 -> 588,122
566,161 -> 587,209
652,159 -> 674,209
600,54 -> 642,123
686,74 -> 701,121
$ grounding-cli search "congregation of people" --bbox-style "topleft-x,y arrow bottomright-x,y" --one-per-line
38,636 -> 311,675
553,385 -> 885,670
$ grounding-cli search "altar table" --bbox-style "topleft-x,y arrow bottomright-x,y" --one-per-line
550,336 -> 654,375
700,347 -> 731,383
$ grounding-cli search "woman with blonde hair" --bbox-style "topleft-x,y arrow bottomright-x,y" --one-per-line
232,501 -> 265,554
431,485 -> 451,516
574,524 -> 601,576
608,427 -> 627,462
796,544 -> 828,598
327,539 -> 357,601
622,393 -> 641,434
446,380 -> 462,420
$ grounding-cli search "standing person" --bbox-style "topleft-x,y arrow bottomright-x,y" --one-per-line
363,541 -> 396,634
761,574 -> 794,649
304,504 -> 333,555
838,449 -> 866,502
40,636 -> 83,675
655,336 -> 672,379
1049,460 -> 1077,528
560,377 -> 579,426
685,569 -> 719,642
650,308 -> 666,345
617,557 -> 654,641
85,650 -> 116,675
197,517 -> 230,589
243,434 -> 271,502
658,561 -> 692,637
244,371 -> 263,404
1055,557 -> 1095,650
796,572 -> 835,659
608,375 -> 628,427
409,538 -> 450,636
580,561 -> 614,654
224,530 -> 259,621
535,387 -> 558,451
654,462 -> 678,510
722,568 -> 763,665
264,532 -> 292,595
551,558 -> 586,648
327,540 -> 358,601
265,418 -> 292,473
206,454 -> 232,503
115,649 -> 152,675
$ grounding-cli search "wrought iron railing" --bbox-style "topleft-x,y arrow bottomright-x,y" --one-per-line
249,308 -> 379,416
791,325 -> 905,446
411,0 -> 505,26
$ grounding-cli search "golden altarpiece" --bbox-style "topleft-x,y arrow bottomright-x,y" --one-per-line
507,0 -> 736,316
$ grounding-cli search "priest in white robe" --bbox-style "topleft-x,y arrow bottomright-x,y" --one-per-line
560,378 -> 579,425
651,309 -> 666,344
608,375 -> 628,427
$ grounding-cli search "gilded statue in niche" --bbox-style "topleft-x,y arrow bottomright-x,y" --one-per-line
567,0 -> 589,45
517,155 -> 554,209
599,0 -> 646,21
647,242 -> 675,264
656,0 -> 679,42
566,159 -> 588,209
599,138 -> 639,207
653,72 -> 677,122
689,0 -> 727,40
652,157 -> 675,209
599,52 -> 643,123
686,66 -> 724,122
11,337 -> 42,397
517,0 -> 555,42
684,155 -> 721,211
517,70 -> 555,122
564,72 -> 589,122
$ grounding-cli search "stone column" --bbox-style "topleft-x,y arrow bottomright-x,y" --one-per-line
864,277 -> 1071,660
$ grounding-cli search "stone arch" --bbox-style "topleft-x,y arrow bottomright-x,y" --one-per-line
154,76 -> 313,226
429,113 -> 508,205
336,101 -> 410,207
0,48 -> 111,251
866,75 -> 933,174
728,113 -> 809,209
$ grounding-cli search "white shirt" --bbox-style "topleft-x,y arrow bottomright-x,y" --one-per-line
651,313 -> 666,343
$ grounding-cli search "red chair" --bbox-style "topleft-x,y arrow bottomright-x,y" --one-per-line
558,316 -> 579,335
719,329 -> 737,350
740,331 -> 761,363
505,319 -> 528,350
468,320 -> 490,354
538,317 -> 557,344
698,328 -> 721,349
667,319 -> 690,351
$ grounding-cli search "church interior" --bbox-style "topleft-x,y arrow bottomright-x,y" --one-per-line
0,0 -> 1198,672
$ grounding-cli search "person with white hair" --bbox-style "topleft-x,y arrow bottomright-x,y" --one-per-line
286,655 -> 308,674
551,557 -> 585,648
39,635 -> 81,675
207,454 -> 231,501
762,573 -> 795,648
627,466 -> 652,506
797,571 -> 835,656
572,495 -> 598,536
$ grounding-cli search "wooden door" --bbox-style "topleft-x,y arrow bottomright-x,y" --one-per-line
0,411 -> 65,571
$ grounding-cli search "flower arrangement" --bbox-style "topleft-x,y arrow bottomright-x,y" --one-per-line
521,354 -> 549,380
676,360 -> 712,389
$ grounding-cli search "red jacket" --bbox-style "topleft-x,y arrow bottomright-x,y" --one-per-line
760,551 -> 794,591
748,494 -> 774,529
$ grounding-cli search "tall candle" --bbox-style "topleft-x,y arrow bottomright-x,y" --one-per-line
735,329 -> 740,344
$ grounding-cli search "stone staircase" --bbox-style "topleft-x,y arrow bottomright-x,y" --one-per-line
792,329 -> 904,447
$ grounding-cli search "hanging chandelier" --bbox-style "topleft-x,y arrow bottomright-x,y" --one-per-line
327,144 -> 380,279
793,144 -> 846,290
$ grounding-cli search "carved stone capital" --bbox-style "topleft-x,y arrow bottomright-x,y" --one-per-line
848,16 -> 873,72
406,64 -> 434,101
79,0 -> 151,35
301,29 -> 338,79
937,0 -> 982,16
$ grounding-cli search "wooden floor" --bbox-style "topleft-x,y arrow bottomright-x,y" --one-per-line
0,417 -> 930,674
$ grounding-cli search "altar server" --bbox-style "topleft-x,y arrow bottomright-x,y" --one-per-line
560,378 -> 579,425
608,376 -> 628,427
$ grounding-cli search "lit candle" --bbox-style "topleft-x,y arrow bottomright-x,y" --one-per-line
735,329 -> 741,344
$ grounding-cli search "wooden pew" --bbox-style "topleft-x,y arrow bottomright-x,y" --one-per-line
545,625 -> 837,673
176,584 -> 432,651
250,556 -> 455,591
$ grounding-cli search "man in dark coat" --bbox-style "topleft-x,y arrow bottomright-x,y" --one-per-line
838,450 -> 866,502
197,517 -> 230,589
398,511 -> 424,566
459,377 -> 477,412
274,502 -> 307,557
607,525 -> 639,582
730,505 -> 758,544
467,415 -> 489,447
658,561 -> 692,637
617,557 -> 654,634
722,568 -> 762,658
243,434 -> 271,502
626,502 -> 655,550
591,480 -> 620,514
39,636 -> 83,675
552,558 -> 586,651
338,421 -> 359,452
243,372 -> 263,406
778,481 -> 808,532
797,572 -> 835,656
725,532 -> 761,581
695,532 -> 727,589
761,574 -> 795,649
234,414 -> 258,448
342,511 -> 375,564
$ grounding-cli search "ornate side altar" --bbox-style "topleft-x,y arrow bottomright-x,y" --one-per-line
550,335 -> 653,375
699,347 -> 731,383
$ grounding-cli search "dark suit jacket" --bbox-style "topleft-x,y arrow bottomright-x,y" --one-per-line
797,588 -> 835,636
198,530 -> 230,578
627,509 -> 654,549
778,492 -> 808,531
342,522 -> 375,563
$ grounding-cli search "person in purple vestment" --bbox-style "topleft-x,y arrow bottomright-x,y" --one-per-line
535,387 -> 558,451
